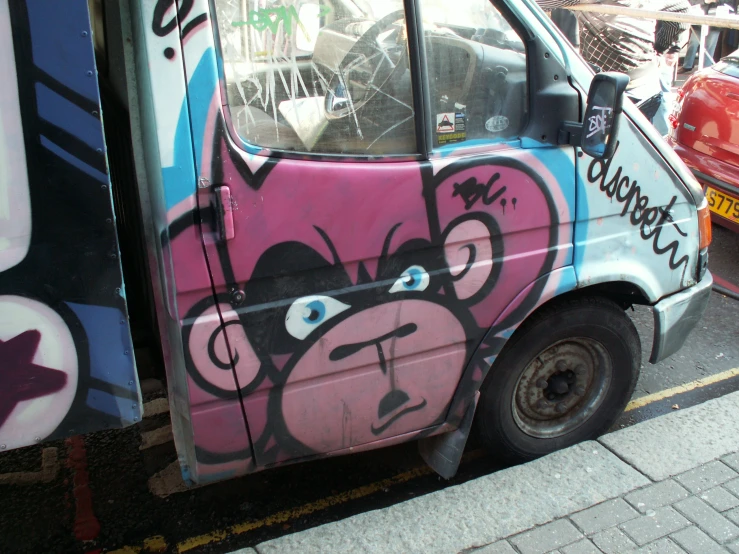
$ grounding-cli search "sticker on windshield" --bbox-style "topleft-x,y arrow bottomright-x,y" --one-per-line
485,115 -> 509,133
437,112 -> 466,145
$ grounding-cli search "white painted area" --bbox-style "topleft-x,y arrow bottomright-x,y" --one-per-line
0,1 -> 32,273
141,0 -> 191,166
0,296 -> 78,450
575,118 -> 699,300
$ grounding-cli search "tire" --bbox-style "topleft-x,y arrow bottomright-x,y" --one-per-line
476,295 -> 641,465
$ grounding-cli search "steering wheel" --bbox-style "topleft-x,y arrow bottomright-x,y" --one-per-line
324,10 -> 407,120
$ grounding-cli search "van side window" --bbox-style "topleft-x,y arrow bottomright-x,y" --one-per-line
418,0 -> 527,148
213,0 -> 417,156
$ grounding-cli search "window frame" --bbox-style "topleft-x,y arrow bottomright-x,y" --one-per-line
209,0 -> 428,162
415,0 -> 532,154
209,0 -> 533,162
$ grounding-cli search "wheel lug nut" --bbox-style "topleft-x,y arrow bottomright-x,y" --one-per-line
536,378 -> 548,389
555,402 -> 567,414
556,360 -> 567,371
574,364 -> 586,375
575,386 -> 586,396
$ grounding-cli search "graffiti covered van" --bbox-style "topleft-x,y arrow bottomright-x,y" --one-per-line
0,0 -> 713,484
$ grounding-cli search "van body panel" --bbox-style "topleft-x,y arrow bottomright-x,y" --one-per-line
130,0 -> 255,480
0,0 -> 711,486
574,117 -> 700,301
651,271 -> 713,363
0,0 -> 141,451
165,0 -> 580,479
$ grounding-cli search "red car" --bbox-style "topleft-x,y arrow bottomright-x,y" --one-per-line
668,51 -> 739,233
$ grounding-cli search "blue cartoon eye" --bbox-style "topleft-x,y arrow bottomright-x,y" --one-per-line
389,265 -> 429,293
285,295 -> 351,340
303,300 -> 326,324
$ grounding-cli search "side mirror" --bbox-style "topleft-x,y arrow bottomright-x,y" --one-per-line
581,72 -> 630,159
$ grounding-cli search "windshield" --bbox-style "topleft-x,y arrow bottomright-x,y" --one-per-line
714,50 -> 739,79
214,0 -> 417,155
214,0 -> 526,155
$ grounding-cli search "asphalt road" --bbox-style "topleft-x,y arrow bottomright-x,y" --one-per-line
0,227 -> 736,554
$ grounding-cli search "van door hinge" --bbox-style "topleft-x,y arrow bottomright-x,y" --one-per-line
212,185 -> 235,241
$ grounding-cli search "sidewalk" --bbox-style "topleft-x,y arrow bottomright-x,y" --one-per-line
236,391 -> 739,554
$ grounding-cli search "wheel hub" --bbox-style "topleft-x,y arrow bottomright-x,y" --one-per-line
547,371 -> 573,396
512,338 -> 612,439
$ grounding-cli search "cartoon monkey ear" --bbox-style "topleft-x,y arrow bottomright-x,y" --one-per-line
186,298 -> 262,398
443,216 -> 495,302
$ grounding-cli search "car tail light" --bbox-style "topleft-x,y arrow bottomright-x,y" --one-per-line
698,200 -> 712,250
677,87 -> 685,101
668,114 -> 679,129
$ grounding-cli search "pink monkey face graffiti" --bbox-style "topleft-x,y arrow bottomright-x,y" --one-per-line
236,212 -> 501,455
181,138 -> 559,463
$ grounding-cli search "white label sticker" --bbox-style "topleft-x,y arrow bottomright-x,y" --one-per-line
485,115 -> 510,133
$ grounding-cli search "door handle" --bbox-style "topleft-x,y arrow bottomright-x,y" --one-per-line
212,185 -> 235,241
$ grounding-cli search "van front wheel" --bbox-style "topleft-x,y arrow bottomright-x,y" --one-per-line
476,296 -> 641,464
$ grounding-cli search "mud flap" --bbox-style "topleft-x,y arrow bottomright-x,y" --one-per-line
418,393 -> 479,479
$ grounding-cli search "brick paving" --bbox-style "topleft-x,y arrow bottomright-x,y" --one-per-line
472,451 -> 739,554
242,392 -> 739,554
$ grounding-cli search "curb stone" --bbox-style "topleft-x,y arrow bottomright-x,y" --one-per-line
599,391 -> 739,481
246,391 -> 739,554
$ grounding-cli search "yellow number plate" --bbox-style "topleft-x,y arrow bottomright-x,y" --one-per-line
706,186 -> 739,223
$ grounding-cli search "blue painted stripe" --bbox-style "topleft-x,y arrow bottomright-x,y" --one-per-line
86,388 -> 136,422
573,160 -> 589,274
188,47 -> 218,170
66,302 -> 137,391
35,83 -> 104,150
25,0 -> 100,102
162,47 -> 218,210
554,266 -> 578,297
164,99 -> 198,211
534,148 -> 577,223
40,135 -> 108,183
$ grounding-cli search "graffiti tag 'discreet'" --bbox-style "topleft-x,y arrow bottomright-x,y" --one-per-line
587,142 -> 689,272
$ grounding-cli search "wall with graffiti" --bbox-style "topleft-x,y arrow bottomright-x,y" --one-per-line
0,0 -> 141,452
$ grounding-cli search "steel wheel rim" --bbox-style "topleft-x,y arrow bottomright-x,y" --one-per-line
512,337 -> 613,439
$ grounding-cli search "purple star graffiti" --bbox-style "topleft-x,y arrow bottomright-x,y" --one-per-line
0,330 -> 68,428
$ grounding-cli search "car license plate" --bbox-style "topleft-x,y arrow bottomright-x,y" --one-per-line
706,186 -> 739,223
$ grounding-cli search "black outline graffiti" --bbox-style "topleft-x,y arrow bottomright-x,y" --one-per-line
453,172 -> 507,210
151,0 -> 207,59
587,142 -> 689,272
172,107 -> 561,467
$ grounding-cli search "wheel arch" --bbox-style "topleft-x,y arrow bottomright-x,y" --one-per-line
477,270 -> 649,383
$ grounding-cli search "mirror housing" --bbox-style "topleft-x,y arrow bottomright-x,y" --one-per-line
581,72 -> 630,159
